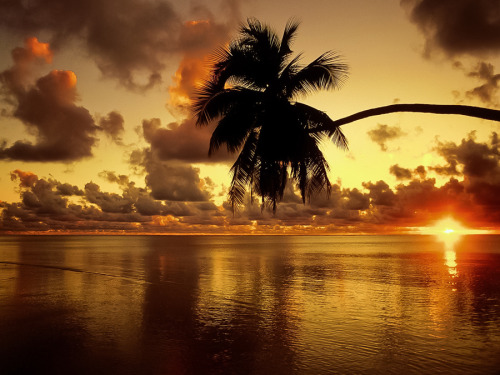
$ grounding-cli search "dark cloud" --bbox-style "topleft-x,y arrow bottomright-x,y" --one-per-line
414,165 -> 427,179
402,0 -> 500,57
142,117 -> 232,163
363,180 -> 396,206
0,40 -> 98,161
465,62 -> 500,107
0,0 -> 179,91
389,164 -> 413,180
344,188 -> 370,210
1,168 -> 219,232
4,131 -> 500,233
98,111 -> 125,144
429,159 -> 460,176
367,124 -> 406,151
145,160 -> 211,202
0,0 -> 240,91
129,143 -> 213,202
85,182 -> 134,214
431,132 -> 500,219
434,132 -> 500,178
56,183 -> 84,196
0,37 -> 53,94
402,1 -> 500,112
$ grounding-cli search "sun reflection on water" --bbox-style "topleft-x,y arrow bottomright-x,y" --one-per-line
429,219 -> 464,287
444,249 -> 458,277
422,218 -> 466,282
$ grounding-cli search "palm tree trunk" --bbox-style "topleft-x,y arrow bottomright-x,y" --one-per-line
323,104 -> 500,129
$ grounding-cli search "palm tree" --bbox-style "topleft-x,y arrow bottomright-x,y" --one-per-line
193,18 -> 500,211
323,103 -> 500,128
192,18 -> 349,211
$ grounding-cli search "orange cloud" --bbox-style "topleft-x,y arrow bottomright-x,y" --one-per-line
168,57 -> 208,110
167,19 -> 231,112
10,169 -> 39,188
36,70 -> 78,104
24,37 -> 53,63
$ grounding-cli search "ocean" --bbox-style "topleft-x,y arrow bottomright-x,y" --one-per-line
0,234 -> 499,374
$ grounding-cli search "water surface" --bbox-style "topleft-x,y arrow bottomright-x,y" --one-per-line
0,235 -> 499,374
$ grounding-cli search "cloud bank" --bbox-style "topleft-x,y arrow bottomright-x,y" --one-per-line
0,0 -> 240,91
3,132 -> 500,233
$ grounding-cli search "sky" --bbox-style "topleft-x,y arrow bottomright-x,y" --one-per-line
0,0 -> 499,234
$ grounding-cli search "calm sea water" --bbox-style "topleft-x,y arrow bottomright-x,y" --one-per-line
0,235 -> 499,374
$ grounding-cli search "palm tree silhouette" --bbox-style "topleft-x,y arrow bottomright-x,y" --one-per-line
193,18 -> 348,211
193,18 -> 500,211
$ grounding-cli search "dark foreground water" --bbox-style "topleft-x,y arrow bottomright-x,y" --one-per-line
0,235 -> 499,375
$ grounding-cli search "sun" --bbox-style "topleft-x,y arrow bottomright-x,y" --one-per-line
422,217 -> 466,235
418,216 -> 490,245
420,217 -> 466,250
437,218 -> 464,234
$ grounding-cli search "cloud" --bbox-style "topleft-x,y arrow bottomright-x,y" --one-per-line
401,0 -> 500,57
433,133 -> 500,213
167,19 -> 233,112
98,111 -> 125,144
414,165 -> 427,179
145,159 -> 211,202
0,0 -> 240,91
433,132 -> 500,178
1,168 -> 223,232
129,142 -> 214,202
465,62 -> 500,107
367,124 -> 407,151
402,1 -> 500,109
363,180 -> 396,206
0,0 -> 179,91
142,117 -> 232,163
0,40 -> 98,161
4,131 -> 500,233
389,164 -> 413,180
85,182 -> 134,214
10,169 -> 38,188
56,183 -> 84,196
0,37 -> 53,93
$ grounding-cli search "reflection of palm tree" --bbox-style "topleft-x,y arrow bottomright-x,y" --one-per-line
193,19 -> 500,211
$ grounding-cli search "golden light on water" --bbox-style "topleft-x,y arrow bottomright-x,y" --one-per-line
445,249 -> 458,279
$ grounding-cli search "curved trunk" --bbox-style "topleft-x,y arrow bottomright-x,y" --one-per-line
322,104 -> 500,129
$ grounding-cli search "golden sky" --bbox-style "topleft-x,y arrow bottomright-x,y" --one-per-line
0,0 -> 499,234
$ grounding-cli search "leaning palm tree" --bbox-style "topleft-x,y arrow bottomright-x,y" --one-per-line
193,18 -> 349,211
193,18 -> 500,211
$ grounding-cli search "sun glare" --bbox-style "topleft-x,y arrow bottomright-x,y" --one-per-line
419,218 -> 465,250
420,217 -> 488,236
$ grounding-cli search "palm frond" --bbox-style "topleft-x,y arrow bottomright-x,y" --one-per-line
228,129 -> 259,210
293,102 -> 349,150
209,102 -> 257,154
279,18 -> 300,59
287,51 -> 348,98
305,143 -> 331,199
193,87 -> 261,126
239,18 -> 281,53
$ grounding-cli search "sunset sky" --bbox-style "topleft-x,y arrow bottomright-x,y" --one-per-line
0,0 -> 499,234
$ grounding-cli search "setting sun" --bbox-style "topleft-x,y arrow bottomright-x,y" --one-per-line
420,217 -> 490,236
